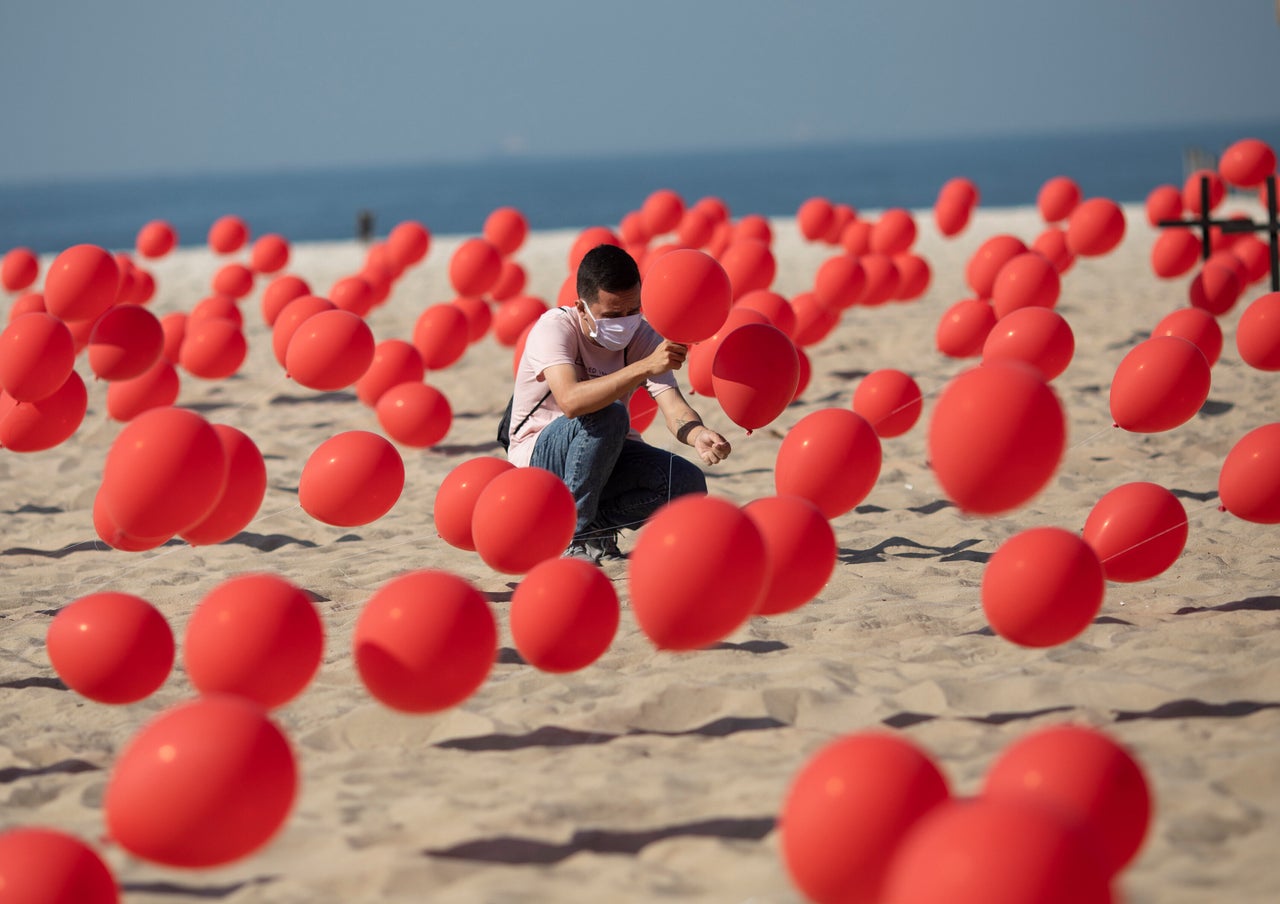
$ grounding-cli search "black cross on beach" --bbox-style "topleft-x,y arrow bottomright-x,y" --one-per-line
1156,173 -> 1280,292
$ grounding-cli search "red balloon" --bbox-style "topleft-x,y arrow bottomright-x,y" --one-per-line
92,490 -> 172,551
471,467 -> 577,574
568,226 -> 622,272
271,295 -> 335,367
1031,226 -> 1076,274
928,362 -> 1065,514
733,289 -> 795,336
742,495 -> 837,615
1182,168 -> 1226,214
0,828 -> 119,904
8,291 -> 46,321
733,214 -> 773,245
983,527 -> 1105,647
207,215 -> 249,254
180,424 -> 267,545
299,430 -> 404,526
211,263 -> 254,299
286,308 -> 375,390
711,323 -> 799,431
412,302 -> 470,369
982,306 -> 1075,381
1219,422 -> 1280,523
1109,336 -> 1210,433
880,796 -> 1113,904
1150,228 -> 1202,279
104,695 -> 296,867
790,291 -> 839,347
934,177 -> 979,237
797,197 -> 834,241
793,346 -> 812,402
179,317 -> 247,380
965,235 -> 1026,299
354,569 -> 496,712
641,189 -> 685,236
935,297 -> 997,358
1,246 -> 39,291
629,385 -> 658,432
128,267 -> 156,305
184,573 -> 323,708
983,724 -> 1151,877
260,275 -> 311,327
190,293 -> 243,328
781,732 -> 950,904
433,456 -> 515,551
89,303 -> 163,381
775,408 -> 882,518
47,592 -> 173,704
489,258 -> 527,301
106,358 -> 180,422
449,237 -> 502,296
990,252 -> 1061,319
1066,197 -> 1126,257
871,208 -> 917,255
852,369 -> 923,438
1037,175 -> 1082,223
1188,260 -> 1243,316
718,238 -> 775,300
813,254 -> 866,311
841,220 -> 872,257
1152,306 -> 1223,367
388,220 -> 431,269
1220,137 -> 1277,187
891,253 -> 932,301
452,295 -> 493,343
639,248 -> 732,343
628,494 -> 767,650
376,380 -> 452,448
815,203 -> 851,245
44,244 -> 119,322
328,275 -> 374,317
1145,183 -> 1184,225
0,312 -> 75,401
0,369 -> 87,452
479,206 -> 526,257
677,206 -> 716,248
510,557 -> 620,672
492,295 -> 549,347
250,233 -> 290,274
1083,481 -> 1187,583
159,311 -> 186,362
855,253 -> 899,307
1231,235 -> 1272,285
1236,291 -> 1280,370
356,339 -> 425,406
100,406 -> 227,537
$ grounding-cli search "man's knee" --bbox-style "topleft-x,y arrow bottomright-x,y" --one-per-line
580,401 -> 631,437
669,456 -> 707,498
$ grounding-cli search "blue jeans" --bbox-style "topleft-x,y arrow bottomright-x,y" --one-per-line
529,402 -> 707,539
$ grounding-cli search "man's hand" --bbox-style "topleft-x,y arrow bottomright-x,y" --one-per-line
693,427 -> 732,466
642,341 -> 688,376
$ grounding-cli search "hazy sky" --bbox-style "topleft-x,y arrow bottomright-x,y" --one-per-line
2,0 -> 1278,183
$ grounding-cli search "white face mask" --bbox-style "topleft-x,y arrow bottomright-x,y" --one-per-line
583,304 -> 643,351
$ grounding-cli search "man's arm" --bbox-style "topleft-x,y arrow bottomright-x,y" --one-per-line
654,386 -> 732,466
543,341 -> 689,419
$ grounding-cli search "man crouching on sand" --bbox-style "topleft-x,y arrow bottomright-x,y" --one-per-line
505,244 -> 732,564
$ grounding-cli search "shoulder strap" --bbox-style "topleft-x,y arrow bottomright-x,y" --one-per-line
512,389 -> 551,437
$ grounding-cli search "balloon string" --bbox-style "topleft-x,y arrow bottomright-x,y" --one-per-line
1095,497 -> 1224,565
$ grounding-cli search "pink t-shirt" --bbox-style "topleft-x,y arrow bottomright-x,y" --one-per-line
507,307 -> 677,467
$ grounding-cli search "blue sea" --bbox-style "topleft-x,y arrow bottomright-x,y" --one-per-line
3,121 -> 1279,256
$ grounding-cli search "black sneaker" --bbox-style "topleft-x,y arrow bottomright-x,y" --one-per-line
563,540 -> 601,564
590,531 -> 628,561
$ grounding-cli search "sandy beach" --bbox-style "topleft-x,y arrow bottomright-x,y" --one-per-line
2,197 -> 1277,903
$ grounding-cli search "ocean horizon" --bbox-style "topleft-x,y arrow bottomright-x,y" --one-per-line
4,119 -> 1279,256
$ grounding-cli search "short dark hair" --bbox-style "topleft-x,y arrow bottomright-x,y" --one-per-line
576,244 -> 640,303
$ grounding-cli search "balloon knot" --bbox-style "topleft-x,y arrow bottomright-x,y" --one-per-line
1218,504 -> 1227,513
1112,422 -> 1119,428
745,428 -> 753,436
